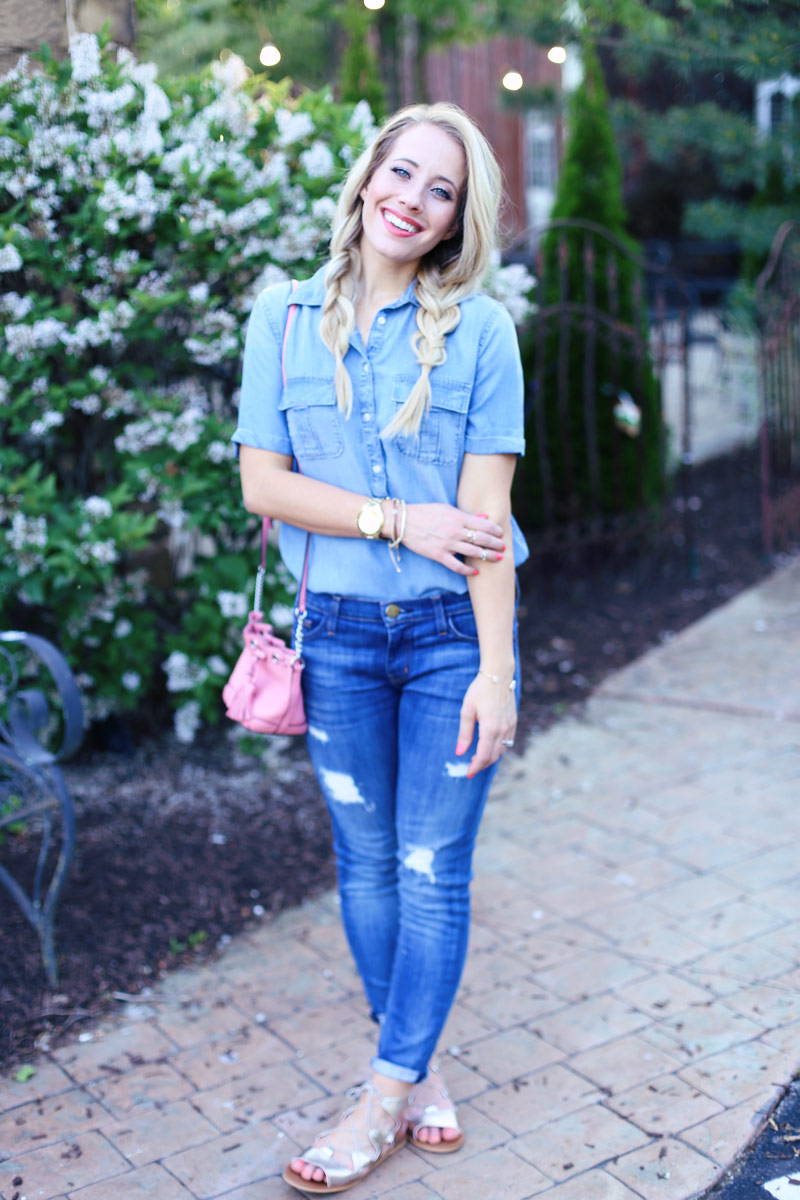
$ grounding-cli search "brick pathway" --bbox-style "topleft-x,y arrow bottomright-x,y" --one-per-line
2,558 -> 799,1200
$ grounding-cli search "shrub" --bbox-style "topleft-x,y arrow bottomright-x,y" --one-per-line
0,35 -> 533,741
516,47 -> 662,535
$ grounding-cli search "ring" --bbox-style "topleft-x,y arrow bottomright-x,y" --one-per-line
501,739 -> 514,747
465,528 -> 476,543
480,547 -> 488,561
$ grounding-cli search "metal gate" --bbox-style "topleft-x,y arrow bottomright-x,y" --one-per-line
756,220 -> 800,556
512,219 -> 696,565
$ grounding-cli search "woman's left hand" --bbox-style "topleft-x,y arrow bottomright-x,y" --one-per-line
455,673 -> 517,778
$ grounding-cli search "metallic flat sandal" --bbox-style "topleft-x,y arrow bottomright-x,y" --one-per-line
282,1082 -> 408,1194
404,1061 -> 464,1154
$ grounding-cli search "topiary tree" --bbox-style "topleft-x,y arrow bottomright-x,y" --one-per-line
516,44 -> 662,535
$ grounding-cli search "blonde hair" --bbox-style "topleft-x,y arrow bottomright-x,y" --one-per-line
319,102 -> 502,438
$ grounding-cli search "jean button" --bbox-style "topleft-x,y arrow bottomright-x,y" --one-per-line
386,604 -> 400,619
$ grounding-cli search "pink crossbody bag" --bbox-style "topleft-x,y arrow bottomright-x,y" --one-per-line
222,285 -> 310,735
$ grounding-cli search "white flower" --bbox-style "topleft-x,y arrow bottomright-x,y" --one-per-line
483,259 -> 537,326
300,141 -> 335,179
348,99 -> 376,139
0,103 -> 12,124
162,650 -> 209,692
30,410 -> 64,437
0,292 -> 33,321
217,590 -> 248,619
207,654 -> 228,675
207,440 -> 233,463
83,495 -> 113,520
174,700 -> 202,744
122,671 -> 141,691
269,602 -> 294,628
69,33 -> 102,83
114,618 -> 133,638
8,513 -> 47,550
157,499 -> 187,529
72,393 -> 102,415
212,53 -> 249,91
90,539 -> 119,565
275,108 -> 314,146
0,378 -> 8,405
188,281 -> 209,304
0,244 -> 23,271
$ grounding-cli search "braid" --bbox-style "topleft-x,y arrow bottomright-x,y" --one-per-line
320,245 -> 360,417
382,264 -> 474,440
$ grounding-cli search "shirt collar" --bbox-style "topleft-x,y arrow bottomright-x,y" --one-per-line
286,265 -> 420,309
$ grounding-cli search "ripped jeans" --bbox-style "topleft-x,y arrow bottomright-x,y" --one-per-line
297,589 -> 517,1084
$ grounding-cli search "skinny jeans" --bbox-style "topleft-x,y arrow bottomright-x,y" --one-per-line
296,589 -> 518,1084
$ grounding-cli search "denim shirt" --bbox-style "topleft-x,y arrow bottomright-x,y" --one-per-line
232,265 -> 528,601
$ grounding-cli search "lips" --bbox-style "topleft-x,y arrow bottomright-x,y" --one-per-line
381,207 -> 423,236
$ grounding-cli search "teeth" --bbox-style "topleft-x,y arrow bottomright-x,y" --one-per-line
384,211 -> 418,233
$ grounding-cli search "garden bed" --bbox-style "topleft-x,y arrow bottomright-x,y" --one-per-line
0,447 -> 786,1070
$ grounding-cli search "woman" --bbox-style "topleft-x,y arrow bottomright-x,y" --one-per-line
234,101 -> 527,1194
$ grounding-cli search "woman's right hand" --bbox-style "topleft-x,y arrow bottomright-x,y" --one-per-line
399,503 -> 505,576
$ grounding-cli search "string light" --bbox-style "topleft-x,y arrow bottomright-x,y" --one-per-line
259,42 -> 281,67
364,0 -> 386,8
547,46 -> 567,64
502,71 -> 523,91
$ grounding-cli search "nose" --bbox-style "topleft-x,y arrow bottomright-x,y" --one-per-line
400,179 -> 425,212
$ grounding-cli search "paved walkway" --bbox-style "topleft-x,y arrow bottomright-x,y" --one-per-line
2,558 -> 799,1200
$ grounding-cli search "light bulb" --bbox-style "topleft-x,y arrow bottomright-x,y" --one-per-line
502,71 -> 523,91
547,46 -> 567,64
364,0 -> 386,8
259,43 -> 281,67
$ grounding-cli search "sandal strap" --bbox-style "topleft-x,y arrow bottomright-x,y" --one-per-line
294,1083 -> 405,1187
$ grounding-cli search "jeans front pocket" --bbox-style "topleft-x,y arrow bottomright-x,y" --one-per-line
280,378 -> 343,461
391,374 -> 471,466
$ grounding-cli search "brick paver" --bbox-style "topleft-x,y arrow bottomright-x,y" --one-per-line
2,556 -> 798,1200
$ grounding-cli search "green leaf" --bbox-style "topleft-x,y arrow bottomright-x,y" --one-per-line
13,1065 -> 36,1083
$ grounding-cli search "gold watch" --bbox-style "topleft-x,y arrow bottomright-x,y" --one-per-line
356,498 -> 386,539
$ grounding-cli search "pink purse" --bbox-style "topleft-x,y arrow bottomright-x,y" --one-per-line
222,526 -> 310,735
223,287 -> 311,736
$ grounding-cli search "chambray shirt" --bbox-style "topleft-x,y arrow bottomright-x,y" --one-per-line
232,266 -> 528,601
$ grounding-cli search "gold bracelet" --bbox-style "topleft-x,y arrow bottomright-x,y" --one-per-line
479,670 -> 516,690
388,497 -> 406,573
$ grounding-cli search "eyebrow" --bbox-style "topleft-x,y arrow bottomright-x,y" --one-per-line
394,157 -> 459,190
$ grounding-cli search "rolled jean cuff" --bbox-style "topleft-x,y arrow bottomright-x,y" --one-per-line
370,1055 -> 423,1084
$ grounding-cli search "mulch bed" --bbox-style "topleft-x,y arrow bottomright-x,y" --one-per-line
0,447 -> 789,1071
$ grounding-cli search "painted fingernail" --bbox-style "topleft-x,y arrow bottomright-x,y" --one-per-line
496,554 -> 504,562
501,544 -> 506,551
455,742 -> 466,755
473,568 -> 480,575
477,513 -> 488,519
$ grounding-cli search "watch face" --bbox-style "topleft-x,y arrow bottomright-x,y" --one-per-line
358,502 -> 383,536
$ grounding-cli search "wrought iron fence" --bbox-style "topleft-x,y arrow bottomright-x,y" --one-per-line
756,220 -> 800,556
512,219 -> 697,569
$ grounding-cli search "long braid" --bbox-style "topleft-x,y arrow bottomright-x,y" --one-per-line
320,243 -> 360,417
381,266 -> 476,439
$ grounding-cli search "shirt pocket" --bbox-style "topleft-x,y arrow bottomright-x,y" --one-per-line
391,374 -> 471,466
279,378 -> 344,461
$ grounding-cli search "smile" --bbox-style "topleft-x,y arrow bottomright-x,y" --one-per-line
381,208 -> 422,235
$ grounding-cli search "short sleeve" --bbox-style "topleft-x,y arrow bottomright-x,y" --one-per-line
231,285 -> 293,454
464,303 -> 526,456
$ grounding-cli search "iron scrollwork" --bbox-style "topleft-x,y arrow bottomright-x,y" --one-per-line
0,631 -> 84,985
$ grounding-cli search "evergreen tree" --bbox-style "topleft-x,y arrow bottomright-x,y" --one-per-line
516,45 -> 662,532
339,0 -> 386,118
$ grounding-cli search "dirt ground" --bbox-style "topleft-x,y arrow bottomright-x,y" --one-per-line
0,448 -> 788,1070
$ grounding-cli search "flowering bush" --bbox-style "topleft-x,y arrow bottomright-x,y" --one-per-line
0,34 -> 534,741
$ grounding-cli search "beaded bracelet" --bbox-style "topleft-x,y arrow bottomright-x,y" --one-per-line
387,498 -> 406,573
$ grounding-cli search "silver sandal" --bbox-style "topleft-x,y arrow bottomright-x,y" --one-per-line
282,1082 -> 408,1194
404,1061 -> 464,1154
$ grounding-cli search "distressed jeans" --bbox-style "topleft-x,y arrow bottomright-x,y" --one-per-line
296,589 -> 517,1084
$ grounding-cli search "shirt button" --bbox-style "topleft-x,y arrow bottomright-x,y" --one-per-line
386,603 -> 400,618
377,315 -> 386,325
372,464 -> 381,474
363,362 -> 370,372
363,412 -> 372,422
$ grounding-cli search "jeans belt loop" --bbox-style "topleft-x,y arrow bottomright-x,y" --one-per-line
432,593 -> 448,637
327,595 -> 341,636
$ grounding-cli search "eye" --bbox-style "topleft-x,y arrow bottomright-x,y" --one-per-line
432,185 -> 453,202
391,165 -> 411,180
